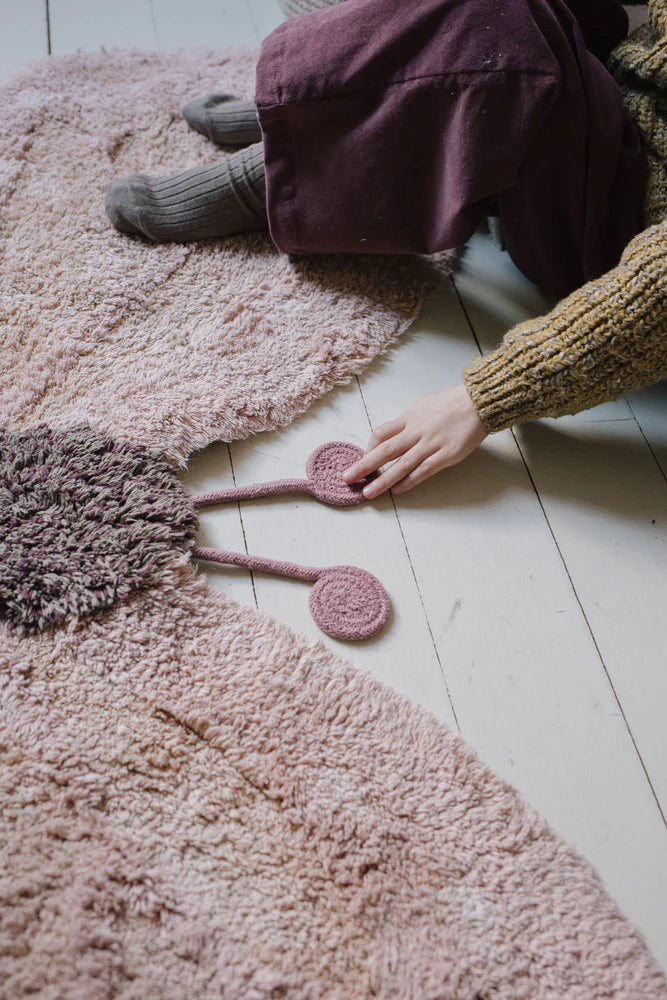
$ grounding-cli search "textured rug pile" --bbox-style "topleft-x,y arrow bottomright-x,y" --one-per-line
0,46 -> 443,463
1,48 -> 666,999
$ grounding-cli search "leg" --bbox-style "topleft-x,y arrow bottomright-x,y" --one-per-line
180,0 -> 625,149
102,0 -> 336,243
176,0 -> 344,145
104,0 -> 339,242
182,95 -> 262,146
105,142 -> 267,243
278,0 -> 629,61
255,0 -> 645,296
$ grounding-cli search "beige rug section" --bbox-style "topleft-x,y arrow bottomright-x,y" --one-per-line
2,557 -> 666,998
0,47 -> 448,465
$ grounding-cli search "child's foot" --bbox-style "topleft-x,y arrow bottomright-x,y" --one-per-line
104,142 -> 267,243
182,94 -> 262,146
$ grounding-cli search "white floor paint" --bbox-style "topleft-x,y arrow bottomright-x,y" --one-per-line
3,0 -> 666,971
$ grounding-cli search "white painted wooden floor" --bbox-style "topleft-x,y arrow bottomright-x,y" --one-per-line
3,0 -> 666,972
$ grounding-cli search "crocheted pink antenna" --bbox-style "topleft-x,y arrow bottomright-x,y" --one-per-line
191,442 -> 390,641
193,547 -> 389,641
191,441 -> 374,508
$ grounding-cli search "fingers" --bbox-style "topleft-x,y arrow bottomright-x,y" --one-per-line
391,452 -> 445,493
342,421 -> 408,484
362,444 -> 435,498
341,385 -> 488,498
367,418 -> 404,451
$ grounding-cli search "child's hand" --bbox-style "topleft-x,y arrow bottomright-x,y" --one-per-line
342,384 -> 488,497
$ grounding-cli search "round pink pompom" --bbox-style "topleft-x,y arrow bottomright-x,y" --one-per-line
309,565 -> 390,640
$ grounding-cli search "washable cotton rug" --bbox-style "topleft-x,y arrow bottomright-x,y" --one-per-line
0,46 -> 447,464
1,49 -> 666,1000
4,555 -> 667,999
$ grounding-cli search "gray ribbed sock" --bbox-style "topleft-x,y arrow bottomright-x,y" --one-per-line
182,94 -> 262,146
104,142 -> 267,243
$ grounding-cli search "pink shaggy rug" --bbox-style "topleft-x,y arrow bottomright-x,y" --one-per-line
3,557 -> 667,998
0,47 -> 447,465
1,49 -> 666,1000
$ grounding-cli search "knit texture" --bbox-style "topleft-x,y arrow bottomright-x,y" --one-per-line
181,93 -> 262,146
104,141 -> 268,242
192,441 -> 375,507
193,546 -> 391,640
0,47 -> 451,465
463,222 -> 667,429
190,442 -> 390,640
463,0 -> 667,431
274,0 -> 665,430
2,558 -> 666,998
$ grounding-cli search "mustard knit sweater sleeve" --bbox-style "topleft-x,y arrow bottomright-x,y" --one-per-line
463,0 -> 667,433
462,221 -> 667,433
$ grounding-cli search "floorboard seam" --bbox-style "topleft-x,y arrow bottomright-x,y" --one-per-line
450,273 -> 484,358
451,260 -> 666,828
148,0 -> 160,48
510,428 -> 667,830
355,375 -> 462,734
46,0 -> 52,54
626,399 -> 667,483
227,443 -> 259,609
245,0 -> 261,42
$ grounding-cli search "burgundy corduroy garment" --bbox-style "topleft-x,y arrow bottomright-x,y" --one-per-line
254,0 -> 646,297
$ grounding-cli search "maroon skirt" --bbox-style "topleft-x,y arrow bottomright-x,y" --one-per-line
254,0 -> 645,298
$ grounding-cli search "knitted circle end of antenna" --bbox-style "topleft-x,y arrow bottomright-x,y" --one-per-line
308,565 -> 390,640
305,441 -> 376,506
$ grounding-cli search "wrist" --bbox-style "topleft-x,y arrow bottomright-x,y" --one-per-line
450,383 -> 489,440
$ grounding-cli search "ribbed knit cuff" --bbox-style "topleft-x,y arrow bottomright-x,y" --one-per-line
462,351 -> 542,433
462,222 -> 667,433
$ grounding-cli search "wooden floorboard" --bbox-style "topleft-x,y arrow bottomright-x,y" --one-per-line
627,383 -> 667,480
516,416 -> 667,811
49,0 -> 158,53
246,0 -> 284,41
151,0 -> 258,49
0,0 -> 48,77
226,377 -> 460,732
360,263 -> 667,968
181,441 -> 257,608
